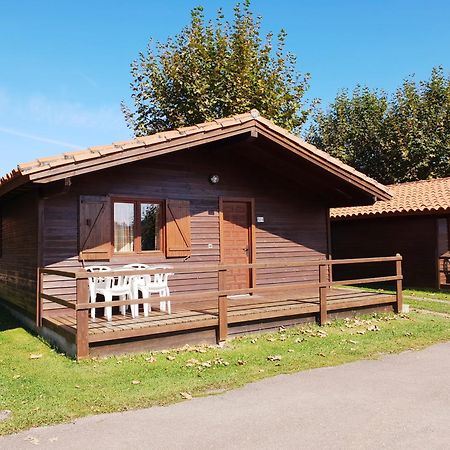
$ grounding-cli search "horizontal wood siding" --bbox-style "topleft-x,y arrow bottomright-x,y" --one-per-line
437,217 -> 450,287
40,144 -> 328,314
0,191 -> 39,317
332,216 -> 438,288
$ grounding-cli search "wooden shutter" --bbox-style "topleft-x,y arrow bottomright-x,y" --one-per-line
79,195 -> 112,261
165,199 -> 191,257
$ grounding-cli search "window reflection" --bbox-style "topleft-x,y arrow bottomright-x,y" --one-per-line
114,203 -> 135,252
141,203 -> 161,251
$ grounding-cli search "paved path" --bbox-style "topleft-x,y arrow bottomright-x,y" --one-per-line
2,342 -> 450,450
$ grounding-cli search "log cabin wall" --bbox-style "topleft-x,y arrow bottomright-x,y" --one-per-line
41,144 -> 328,315
0,190 -> 39,318
332,215 -> 439,288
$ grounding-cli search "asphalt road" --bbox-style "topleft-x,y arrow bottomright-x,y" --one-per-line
2,342 -> 450,450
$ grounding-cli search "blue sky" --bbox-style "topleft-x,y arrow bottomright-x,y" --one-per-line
1,0 -> 449,175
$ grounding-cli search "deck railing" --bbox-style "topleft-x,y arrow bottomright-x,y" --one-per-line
439,254 -> 450,288
37,254 -> 403,359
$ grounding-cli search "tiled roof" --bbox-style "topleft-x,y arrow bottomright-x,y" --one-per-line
0,110 -> 390,200
331,177 -> 450,219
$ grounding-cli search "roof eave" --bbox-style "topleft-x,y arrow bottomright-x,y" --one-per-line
253,120 -> 392,203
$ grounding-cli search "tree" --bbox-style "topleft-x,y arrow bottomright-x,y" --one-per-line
122,0 -> 311,136
307,67 -> 450,184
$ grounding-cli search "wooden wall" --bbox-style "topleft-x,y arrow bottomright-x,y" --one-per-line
41,143 -> 329,314
0,191 -> 39,318
437,217 -> 450,288
331,215 -> 440,288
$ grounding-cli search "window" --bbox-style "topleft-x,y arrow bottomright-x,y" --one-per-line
141,203 -> 161,251
113,200 -> 163,254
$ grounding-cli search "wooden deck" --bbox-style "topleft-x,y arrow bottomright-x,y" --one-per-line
42,288 -> 396,352
38,256 -> 403,358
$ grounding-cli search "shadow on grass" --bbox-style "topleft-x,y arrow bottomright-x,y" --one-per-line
0,304 -> 23,332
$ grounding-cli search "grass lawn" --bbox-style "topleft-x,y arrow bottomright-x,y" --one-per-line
342,285 -> 450,314
407,299 -> 450,314
1,305 -> 450,436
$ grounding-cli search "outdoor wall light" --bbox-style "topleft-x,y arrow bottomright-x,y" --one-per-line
209,174 -> 220,184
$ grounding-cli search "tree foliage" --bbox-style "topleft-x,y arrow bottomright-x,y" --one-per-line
307,67 -> 450,183
122,0 -> 311,136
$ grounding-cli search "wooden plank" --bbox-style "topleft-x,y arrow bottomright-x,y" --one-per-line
36,268 -> 43,327
395,254 -> 403,313
75,278 -> 89,360
41,293 -> 76,309
319,264 -> 328,325
40,268 -> 77,278
72,255 -> 402,279
328,294 -> 395,311
217,267 -> 228,342
88,318 -> 218,343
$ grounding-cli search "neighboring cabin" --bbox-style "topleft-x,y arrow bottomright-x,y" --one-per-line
331,178 -> 450,289
0,110 -> 396,356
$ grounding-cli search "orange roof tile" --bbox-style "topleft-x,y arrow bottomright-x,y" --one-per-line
331,177 -> 450,219
0,110 -> 390,201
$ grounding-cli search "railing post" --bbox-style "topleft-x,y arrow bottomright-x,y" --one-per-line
394,253 -> 403,313
319,263 -> 328,325
36,268 -> 44,327
76,276 -> 89,360
217,267 -> 228,343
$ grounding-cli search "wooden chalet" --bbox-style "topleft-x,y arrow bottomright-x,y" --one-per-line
331,177 -> 450,289
0,110 -> 403,359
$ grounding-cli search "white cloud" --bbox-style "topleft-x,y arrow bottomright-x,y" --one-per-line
0,89 -> 124,132
0,126 -> 82,149
26,95 -> 123,129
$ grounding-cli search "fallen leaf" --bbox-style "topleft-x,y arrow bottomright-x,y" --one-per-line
288,349 -> 294,353
368,325 -> 380,332
166,355 -> 176,361
185,358 -> 200,366
180,392 -> 192,400
237,359 -> 246,366
195,347 -> 207,353
267,337 -> 276,342
145,356 -> 157,363
13,375 -> 21,380
131,380 -> 141,385
318,353 -> 326,357
267,355 -> 282,362
29,354 -> 43,360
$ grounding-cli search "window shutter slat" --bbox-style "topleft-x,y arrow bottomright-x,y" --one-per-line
79,195 -> 112,261
165,199 -> 191,258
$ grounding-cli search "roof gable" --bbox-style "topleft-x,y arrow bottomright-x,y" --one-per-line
0,110 -> 391,201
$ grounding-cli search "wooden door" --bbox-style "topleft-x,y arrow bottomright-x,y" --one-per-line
220,199 -> 254,290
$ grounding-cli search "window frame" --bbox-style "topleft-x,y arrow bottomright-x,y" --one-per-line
111,197 -> 165,256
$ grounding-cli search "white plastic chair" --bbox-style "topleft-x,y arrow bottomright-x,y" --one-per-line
122,264 -> 152,317
151,265 -> 174,314
86,266 -> 111,320
123,264 -> 173,314
95,271 -> 135,321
